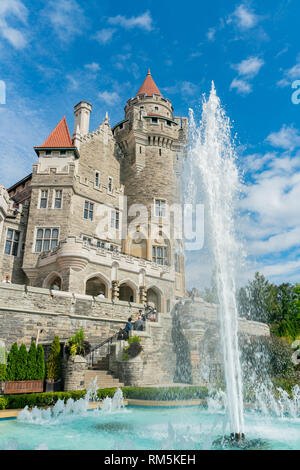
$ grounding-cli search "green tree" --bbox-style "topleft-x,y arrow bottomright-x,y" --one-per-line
46,336 -> 61,381
36,345 -> 45,380
237,272 -> 278,323
0,347 -> 7,381
5,343 -> 19,381
16,344 -> 28,380
27,342 -> 38,380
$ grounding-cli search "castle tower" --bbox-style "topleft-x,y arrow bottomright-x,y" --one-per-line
113,70 -> 187,298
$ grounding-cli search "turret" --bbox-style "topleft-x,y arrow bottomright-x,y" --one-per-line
73,101 -> 92,149
113,70 -> 187,298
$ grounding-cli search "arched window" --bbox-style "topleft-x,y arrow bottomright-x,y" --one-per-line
85,276 -> 108,297
50,277 -> 61,291
146,287 -> 162,312
119,282 -> 137,302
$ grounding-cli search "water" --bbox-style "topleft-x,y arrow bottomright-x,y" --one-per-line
188,83 -> 244,436
0,406 -> 299,450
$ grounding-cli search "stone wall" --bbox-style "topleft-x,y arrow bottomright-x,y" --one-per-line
0,283 -> 144,350
0,284 -> 271,388
173,298 -> 270,385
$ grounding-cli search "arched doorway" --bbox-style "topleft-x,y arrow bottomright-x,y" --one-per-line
44,272 -> 62,291
85,276 -> 107,297
119,283 -> 135,302
147,287 -> 162,312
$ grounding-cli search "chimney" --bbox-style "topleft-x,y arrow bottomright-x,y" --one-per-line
73,101 -> 92,149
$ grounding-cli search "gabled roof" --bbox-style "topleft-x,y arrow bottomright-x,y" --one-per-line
37,116 -> 73,148
136,69 -> 162,97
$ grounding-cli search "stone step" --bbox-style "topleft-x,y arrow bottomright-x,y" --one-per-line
84,369 -> 124,389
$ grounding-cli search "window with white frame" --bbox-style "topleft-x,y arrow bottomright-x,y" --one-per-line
4,229 -> 20,256
108,177 -> 113,193
35,228 -> 59,253
95,172 -> 100,187
84,201 -> 94,221
40,190 -> 48,209
155,199 -> 166,217
111,209 -> 120,229
54,190 -> 62,209
152,245 -> 168,265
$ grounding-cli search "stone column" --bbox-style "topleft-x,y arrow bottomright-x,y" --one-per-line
112,280 -> 119,301
139,286 -> 147,304
64,355 -> 87,391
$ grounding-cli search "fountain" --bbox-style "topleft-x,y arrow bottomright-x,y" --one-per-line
0,85 -> 299,451
187,82 -> 245,440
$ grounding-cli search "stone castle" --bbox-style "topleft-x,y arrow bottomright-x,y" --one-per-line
0,71 -> 269,388
0,70 -> 186,309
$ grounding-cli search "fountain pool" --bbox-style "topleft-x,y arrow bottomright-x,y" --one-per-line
0,405 -> 300,450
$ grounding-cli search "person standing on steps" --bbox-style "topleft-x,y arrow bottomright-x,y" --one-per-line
124,317 -> 133,340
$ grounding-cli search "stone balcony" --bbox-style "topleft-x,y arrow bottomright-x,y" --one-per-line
38,235 -> 173,280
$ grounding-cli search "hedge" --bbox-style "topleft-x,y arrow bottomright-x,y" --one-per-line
121,386 -> 209,401
0,386 -> 209,410
3,391 -> 87,410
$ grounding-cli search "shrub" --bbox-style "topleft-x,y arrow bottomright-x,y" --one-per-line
36,345 -> 45,380
121,386 -> 209,401
4,391 -> 86,410
27,342 -> 38,380
0,386 -> 209,410
122,335 -> 143,360
65,328 -> 91,356
46,337 -> 61,381
5,343 -> 18,381
0,397 -> 8,410
0,364 -> 6,381
239,334 -> 296,381
16,344 -> 28,381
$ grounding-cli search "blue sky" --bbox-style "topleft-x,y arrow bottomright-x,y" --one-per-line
0,0 -> 299,288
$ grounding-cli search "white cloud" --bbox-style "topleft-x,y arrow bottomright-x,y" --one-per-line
230,56 -> 264,96
94,28 -> 116,45
108,11 -> 153,31
266,125 -> 300,150
98,91 -> 121,106
248,227 -> 300,256
277,54 -> 300,88
230,78 -> 252,95
0,0 -> 28,49
238,144 -> 300,285
261,259 -> 300,278
207,27 -> 216,41
0,96 -> 48,188
233,56 -> 264,78
181,81 -> 198,96
84,62 -> 100,72
229,4 -> 260,30
47,0 -> 85,42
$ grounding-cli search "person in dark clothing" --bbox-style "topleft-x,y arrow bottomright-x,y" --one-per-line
134,315 -> 144,331
124,317 -> 132,339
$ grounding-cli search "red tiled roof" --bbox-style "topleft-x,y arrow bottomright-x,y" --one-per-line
38,116 -> 73,148
136,69 -> 162,97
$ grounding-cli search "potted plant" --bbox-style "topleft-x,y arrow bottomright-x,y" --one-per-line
45,336 -> 62,392
4,342 -> 45,394
65,328 -> 91,357
122,336 -> 143,360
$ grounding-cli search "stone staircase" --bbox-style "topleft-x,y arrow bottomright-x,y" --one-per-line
85,353 -> 124,389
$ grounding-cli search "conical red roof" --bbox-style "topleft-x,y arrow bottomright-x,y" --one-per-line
136,69 -> 162,97
38,116 -> 73,148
